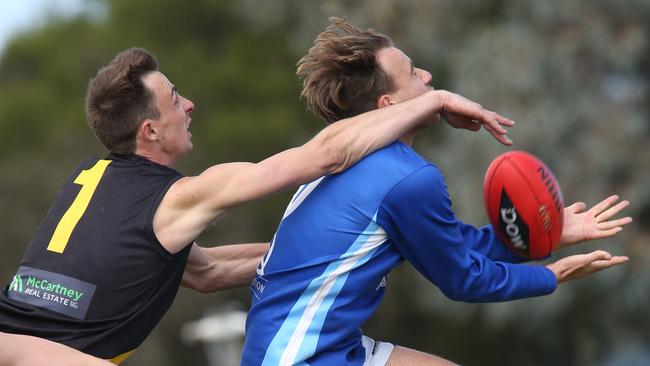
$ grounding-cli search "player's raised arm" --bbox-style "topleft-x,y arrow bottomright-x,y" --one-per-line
155,90 -> 513,253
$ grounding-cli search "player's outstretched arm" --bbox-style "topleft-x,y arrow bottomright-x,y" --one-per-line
0,333 -> 112,366
545,250 -> 629,283
181,242 -> 269,292
558,195 -> 632,249
155,90 -> 513,253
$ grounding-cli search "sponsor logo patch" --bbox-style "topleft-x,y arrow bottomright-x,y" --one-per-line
7,266 -> 96,319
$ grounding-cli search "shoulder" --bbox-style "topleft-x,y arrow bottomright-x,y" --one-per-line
389,163 -> 446,196
383,162 -> 449,204
366,141 -> 429,165
344,141 -> 432,182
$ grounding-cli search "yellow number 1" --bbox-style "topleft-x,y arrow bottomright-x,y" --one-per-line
47,159 -> 111,253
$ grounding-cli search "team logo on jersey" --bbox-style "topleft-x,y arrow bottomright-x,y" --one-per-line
7,266 -> 96,319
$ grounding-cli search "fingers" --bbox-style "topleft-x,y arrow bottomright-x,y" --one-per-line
596,199 -> 631,221
495,114 -> 515,127
552,250 -> 629,283
589,195 -> 622,216
596,217 -> 633,231
590,255 -> 629,272
482,122 -> 513,146
584,250 -> 628,270
438,91 -> 515,145
484,113 -> 508,134
565,201 -> 587,213
593,227 -> 624,238
586,250 -> 612,262
481,110 -> 514,145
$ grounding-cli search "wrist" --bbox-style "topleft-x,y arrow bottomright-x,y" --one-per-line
545,263 -> 562,283
427,89 -> 446,112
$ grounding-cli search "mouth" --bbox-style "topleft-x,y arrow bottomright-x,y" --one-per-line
186,120 -> 192,137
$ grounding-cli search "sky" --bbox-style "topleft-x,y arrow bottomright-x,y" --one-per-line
0,0 -> 86,55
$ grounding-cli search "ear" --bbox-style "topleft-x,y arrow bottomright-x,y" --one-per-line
377,94 -> 393,109
139,119 -> 159,142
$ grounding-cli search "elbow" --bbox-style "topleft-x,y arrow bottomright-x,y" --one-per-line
439,284 -> 472,302
192,283 -> 213,294
324,145 -> 348,175
440,286 -> 483,303
438,264 -> 491,303
183,263 -> 230,294
183,274 -> 213,294
310,126 -> 354,175
188,277 -> 231,294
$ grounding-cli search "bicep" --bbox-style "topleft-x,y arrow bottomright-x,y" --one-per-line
192,145 -> 330,210
156,161 -> 281,249
156,147 -> 330,253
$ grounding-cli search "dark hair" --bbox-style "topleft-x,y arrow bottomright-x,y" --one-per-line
85,47 -> 160,154
297,18 -> 395,124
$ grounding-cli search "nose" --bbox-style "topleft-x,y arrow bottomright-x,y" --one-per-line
183,97 -> 195,113
417,68 -> 432,86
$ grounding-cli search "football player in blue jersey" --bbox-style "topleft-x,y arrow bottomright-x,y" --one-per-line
242,18 -> 632,366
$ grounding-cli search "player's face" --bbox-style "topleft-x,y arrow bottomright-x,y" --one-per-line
376,47 -> 433,103
143,72 -> 195,159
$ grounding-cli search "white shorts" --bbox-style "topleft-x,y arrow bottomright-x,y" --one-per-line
362,335 -> 395,366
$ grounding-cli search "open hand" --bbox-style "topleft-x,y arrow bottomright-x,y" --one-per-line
558,195 -> 632,249
546,250 -> 628,284
436,90 -> 515,146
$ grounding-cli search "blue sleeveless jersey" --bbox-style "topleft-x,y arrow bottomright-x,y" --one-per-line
242,142 -> 556,365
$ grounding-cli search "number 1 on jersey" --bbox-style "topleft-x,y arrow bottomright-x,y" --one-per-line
47,160 -> 111,253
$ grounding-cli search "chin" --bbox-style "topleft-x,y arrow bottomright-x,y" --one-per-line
180,143 -> 193,156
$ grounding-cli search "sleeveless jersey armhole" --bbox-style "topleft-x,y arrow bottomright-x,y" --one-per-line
145,174 -> 185,258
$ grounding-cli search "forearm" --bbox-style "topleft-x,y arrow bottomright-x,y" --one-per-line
182,243 -> 269,293
169,91 -> 441,218
202,243 -> 269,290
378,166 -> 556,302
312,90 -> 441,174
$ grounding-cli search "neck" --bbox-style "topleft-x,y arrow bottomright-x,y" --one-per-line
133,148 -> 177,167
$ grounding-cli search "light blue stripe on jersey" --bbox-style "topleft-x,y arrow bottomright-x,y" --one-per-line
262,215 -> 387,366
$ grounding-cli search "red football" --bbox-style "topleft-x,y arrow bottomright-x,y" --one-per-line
483,151 -> 564,259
